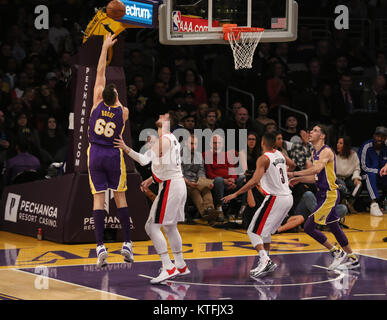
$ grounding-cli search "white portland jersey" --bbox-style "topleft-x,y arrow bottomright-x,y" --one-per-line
152,133 -> 183,181
260,150 -> 292,196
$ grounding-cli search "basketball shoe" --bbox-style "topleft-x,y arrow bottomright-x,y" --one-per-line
176,264 -> 191,276
250,258 -> 277,278
121,242 -> 134,263
335,254 -> 360,270
150,265 -> 180,284
96,245 -> 108,269
328,247 -> 347,270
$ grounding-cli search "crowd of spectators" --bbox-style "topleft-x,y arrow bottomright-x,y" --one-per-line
0,0 -> 386,230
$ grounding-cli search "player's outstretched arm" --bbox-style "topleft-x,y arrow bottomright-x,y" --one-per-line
289,148 -> 330,178
93,33 -> 117,107
222,155 -> 268,203
114,134 -> 153,166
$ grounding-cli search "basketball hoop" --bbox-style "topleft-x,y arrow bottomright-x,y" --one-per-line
223,24 -> 264,70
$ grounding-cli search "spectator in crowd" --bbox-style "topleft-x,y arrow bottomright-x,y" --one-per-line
289,129 -> 313,170
363,51 -> 387,86
4,138 -> 40,185
255,101 -> 276,128
329,54 -> 350,85
182,90 -> 197,114
281,115 -> 302,143
181,68 -> 207,107
13,112 -> 41,159
264,122 -> 278,134
208,90 -> 225,121
357,126 -> 387,216
34,83 -> 60,132
132,74 -> 147,98
182,114 -> 196,133
335,136 -> 362,213
0,71 -> 11,109
203,134 -> 244,222
11,71 -> 29,99
362,75 -> 387,113
239,131 -> 261,172
125,48 -> 153,88
316,83 -> 334,126
0,109 -> 13,169
266,62 -> 289,111
48,14 -> 70,54
144,80 -> 172,120
275,131 -> 292,158
157,65 -> 182,99
40,116 -> 66,161
201,108 -> 220,132
332,73 -> 361,122
181,134 -> 220,223
196,103 -> 208,129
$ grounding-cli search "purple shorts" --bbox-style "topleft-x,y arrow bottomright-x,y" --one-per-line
87,143 -> 127,194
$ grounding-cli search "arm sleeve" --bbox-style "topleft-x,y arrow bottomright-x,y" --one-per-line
128,149 -> 154,166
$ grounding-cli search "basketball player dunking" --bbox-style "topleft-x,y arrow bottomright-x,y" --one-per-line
222,132 -> 294,278
88,34 -> 134,268
288,124 -> 359,270
114,113 -> 190,284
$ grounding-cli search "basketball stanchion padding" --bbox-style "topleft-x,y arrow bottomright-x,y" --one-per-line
223,24 -> 264,70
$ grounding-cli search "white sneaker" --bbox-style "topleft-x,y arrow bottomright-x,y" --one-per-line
328,248 -> 346,270
121,242 -> 134,263
150,265 -> 179,284
96,245 -> 108,269
335,254 -> 360,270
176,264 -> 191,276
370,203 -> 383,217
250,258 -> 277,278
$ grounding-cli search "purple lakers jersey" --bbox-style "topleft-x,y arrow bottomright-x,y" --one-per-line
313,145 -> 338,191
88,101 -> 124,146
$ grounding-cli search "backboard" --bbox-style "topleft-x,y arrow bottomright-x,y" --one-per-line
159,0 -> 298,45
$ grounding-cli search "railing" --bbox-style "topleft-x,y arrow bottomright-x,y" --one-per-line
277,105 -> 309,132
225,86 -> 255,119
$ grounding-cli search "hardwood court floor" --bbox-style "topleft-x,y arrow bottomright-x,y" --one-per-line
0,212 -> 386,300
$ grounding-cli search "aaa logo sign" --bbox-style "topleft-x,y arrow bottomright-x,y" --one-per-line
172,11 -> 219,32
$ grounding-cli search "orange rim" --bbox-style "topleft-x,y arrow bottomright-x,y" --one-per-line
223,24 -> 264,41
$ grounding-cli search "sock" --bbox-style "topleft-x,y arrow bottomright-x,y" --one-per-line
93,209 -> 106,246
172,251 -> 185,268
117,207 -> 131,243
259,250 -> 268,260
160,252 -> 174,269
163,225 -> 185,268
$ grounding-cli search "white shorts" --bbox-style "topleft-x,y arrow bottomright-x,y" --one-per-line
149,178 -> 187,225
248,194 -> 293,240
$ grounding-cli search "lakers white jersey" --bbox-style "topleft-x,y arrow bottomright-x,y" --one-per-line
260,150 -> 292,196
152,133 -> 183,181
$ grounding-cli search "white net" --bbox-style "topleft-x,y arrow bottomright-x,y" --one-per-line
227,30 -> 264,70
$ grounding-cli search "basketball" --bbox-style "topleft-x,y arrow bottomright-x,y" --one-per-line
106,0 -> 126,20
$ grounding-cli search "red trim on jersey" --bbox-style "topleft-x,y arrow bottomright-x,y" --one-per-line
152,173 -> 162,183
257,195 -> 276,235
159,180 -> 171,223
260,187 -> 269,196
